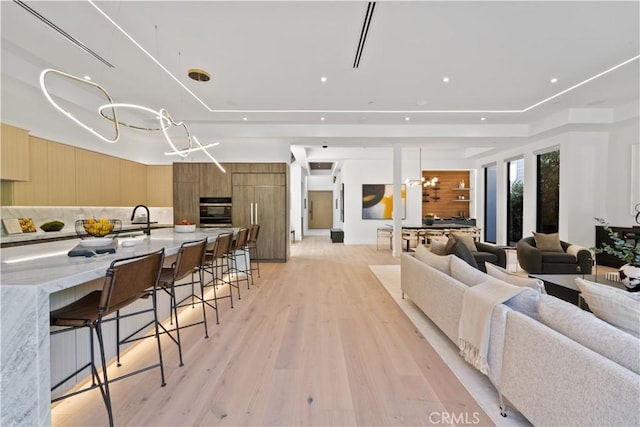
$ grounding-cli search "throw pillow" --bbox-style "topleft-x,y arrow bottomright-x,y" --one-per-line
415,244 -> 452,275
485,263 -> 546,294
450,232 -> 477,252
532,231 -> 564,252
430,237 -> 448,255
576,278 -> 640,338
450,255 -> 489,286
451,239 -> 479,270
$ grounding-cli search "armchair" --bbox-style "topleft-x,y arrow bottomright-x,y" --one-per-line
472,241 -> 507,273
517,236 -> 593,274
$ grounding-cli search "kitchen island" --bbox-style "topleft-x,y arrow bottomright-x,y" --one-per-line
0,227 -> 234,426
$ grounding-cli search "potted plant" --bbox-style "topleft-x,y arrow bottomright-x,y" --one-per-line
594,218 -> 640,291
423,213 -> 435,226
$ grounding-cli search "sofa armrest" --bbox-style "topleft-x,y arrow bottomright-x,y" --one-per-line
517,239 -> 542,273
566,244 -> 593,274
475,242 -> 507,268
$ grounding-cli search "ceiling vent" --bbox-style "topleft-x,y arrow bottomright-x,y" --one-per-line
353,2 -> 376,68
13,0 -> 115,68
309,162 -> 334,175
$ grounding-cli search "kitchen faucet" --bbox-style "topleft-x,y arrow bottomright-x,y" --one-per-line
131,205 -> 151,236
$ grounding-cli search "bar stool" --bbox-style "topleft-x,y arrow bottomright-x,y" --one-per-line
154,239 -> 208,367
247,224 -> 261,278
201,232 -> 235,312
228,227 -> 252,289
50,249 -> 166,427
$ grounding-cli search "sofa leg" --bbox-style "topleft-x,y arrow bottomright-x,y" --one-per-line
499,393 -> 508,417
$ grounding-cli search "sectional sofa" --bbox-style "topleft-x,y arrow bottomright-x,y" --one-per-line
400,246 -> 640,426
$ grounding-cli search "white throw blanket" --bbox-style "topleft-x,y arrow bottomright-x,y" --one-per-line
458,279 -> 530,375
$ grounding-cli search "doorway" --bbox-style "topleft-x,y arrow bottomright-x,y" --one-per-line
308,191 -> 333,229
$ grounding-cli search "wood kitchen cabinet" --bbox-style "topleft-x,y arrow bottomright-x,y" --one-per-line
47,141 -> 76,206
13,136 -> 48,205
173,163 -> 199,224
0,123 -> 29,181
75,150 -> 121,206
119,159 -> 147,206
232,172 -> 288,261
147,165 -> 173,207
199,162 -> 232,197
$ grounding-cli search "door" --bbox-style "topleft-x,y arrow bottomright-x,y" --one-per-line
308,191 -> 333,229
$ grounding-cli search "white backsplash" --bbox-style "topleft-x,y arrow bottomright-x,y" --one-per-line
0,206 -> 173,237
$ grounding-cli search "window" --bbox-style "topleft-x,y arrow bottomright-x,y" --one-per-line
507,158 -> 524,246
484,164 -> 497,243
537,150 -> 560,233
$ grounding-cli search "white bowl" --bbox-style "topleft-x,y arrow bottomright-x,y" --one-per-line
174,224 -> 196,233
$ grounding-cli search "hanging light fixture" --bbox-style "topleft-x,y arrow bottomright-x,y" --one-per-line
41,68 -> 224,171
405,147 -> 426,187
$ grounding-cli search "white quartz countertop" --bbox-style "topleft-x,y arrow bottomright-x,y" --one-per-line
1,222 -> 172,244
0,227 -> 235,293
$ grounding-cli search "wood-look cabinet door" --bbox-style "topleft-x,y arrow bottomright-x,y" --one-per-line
255,184 -> 286,260
13,136 -> 48,205
119,159 -> 147,206
75,150 -> 103,206
231,184 -> 255,227
199,163 -> 231,197
47,142 -> 76,206
173,181 -> 198,224
0,123 -> 29,181
147,165 -> 173,207
232,172 -> 287,261
173,163 -> 198,223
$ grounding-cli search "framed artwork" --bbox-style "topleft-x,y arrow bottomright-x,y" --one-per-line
362,184 -> 406,219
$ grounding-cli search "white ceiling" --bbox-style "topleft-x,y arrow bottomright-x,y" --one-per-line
1,1 -> 639,170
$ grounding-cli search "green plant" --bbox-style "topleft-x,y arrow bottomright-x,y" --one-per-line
594,218 -> 640,266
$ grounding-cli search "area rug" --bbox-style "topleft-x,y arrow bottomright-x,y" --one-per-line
368,264 -> 530,427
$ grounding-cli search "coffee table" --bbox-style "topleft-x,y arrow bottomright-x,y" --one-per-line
529,273 -> 624,309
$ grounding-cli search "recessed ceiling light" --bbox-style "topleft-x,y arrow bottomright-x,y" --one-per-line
405,117 -> 411,121
320,117 -> 325,121
480,117 -> 486,121
187,68 -> 210,82
550,77 -> 558,84
320,76 -> 327,83
243,117 -> 248,121
442,76 -> 450,83
83,75 -> 91,81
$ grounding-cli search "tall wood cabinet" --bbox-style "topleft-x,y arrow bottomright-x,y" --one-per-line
172,162 -> 289,261
232,172 -> 287,261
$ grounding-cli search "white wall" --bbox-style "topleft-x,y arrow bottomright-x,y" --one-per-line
341,159 -> 394,244
605,118 -> 640,225
474,120 -> 640,248
289,162 -> 303,242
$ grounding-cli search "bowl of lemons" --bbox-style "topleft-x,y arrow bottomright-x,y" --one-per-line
75,218 -> 122,238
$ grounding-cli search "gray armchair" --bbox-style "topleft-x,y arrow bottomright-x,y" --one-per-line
473,242 -> 507,273
517,236 -> 593,274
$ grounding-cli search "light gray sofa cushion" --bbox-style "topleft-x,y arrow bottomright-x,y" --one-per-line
576,278 -> 640,338
450,255 -> 489,286
415,244 -> 452,275
538,294 -> 640,374
485,263 -> 546,294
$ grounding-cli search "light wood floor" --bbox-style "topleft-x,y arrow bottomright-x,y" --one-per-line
52,236 -> 494,426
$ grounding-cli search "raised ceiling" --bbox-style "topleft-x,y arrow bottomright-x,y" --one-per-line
1,1 -> 638,167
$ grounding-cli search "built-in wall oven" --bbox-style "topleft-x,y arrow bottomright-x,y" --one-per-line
199,197 -> 232,227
